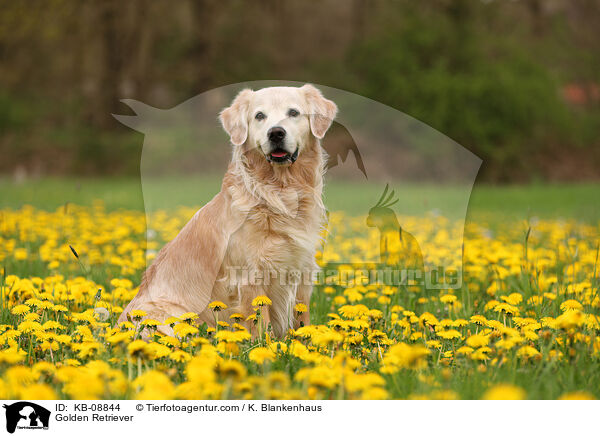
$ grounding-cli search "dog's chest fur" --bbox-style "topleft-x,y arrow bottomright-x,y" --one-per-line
228,194 -> 321,272
217,153 -> 325,335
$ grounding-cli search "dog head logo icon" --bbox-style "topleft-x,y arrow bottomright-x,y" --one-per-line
3,402 -> 51,433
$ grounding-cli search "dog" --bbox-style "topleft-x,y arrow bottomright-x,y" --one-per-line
118,84 -> 337,338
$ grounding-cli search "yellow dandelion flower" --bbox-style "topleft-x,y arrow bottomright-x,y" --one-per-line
456,346 -> 474,356
208,301 -> 228,311
180,312 -> 199,322
140,319 -> 162,328
560,299 -> 583,312
218,360 -> 246,380
51,304 -> 68,313
11,305 -> 30,316
249,347 -> 276,365
158,336 -> 181,348
118,321 -> 136,331
483,384 -> 526,400
19,383 -> 57,400
517,345 -> 541,359
106,330 -> 135,346
437,329 -> 463,340
426,340 -> 442,349
466,334 -> 489,348
440,294 -> 457,304
173,323 -> 199,338
501,293 -> 523,305
229,313 -> 244,322
133,371 -> 175,400
470,315 -> 487,325
558,391 -> 596,400
251,295 -> 272,307
169,350 -> 191,363
163,316 -> 181,326
127,340 -> 148,356
0,349 -> 25,364
555,310 -> 583,329
18,321 -> 43,334
42,320 -> 65,330
130,310 -> 147,320
144,342 -> 172,360
494,303 -> 519,316
294,303 -> 308,313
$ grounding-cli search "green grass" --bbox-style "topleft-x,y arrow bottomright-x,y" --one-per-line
1,176 -> 598,223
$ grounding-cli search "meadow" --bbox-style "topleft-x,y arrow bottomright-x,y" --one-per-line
0,177 -> 599,400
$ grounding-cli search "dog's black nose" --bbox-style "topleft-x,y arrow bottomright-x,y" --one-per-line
268,126 -> 286,143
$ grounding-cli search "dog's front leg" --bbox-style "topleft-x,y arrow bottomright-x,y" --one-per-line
240,286 -> 271,340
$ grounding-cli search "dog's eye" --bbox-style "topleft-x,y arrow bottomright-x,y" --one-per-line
255,111 -> 266,121
288,108 -> 300,118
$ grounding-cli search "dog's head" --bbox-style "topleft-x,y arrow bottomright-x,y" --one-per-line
219,84 -> 337,166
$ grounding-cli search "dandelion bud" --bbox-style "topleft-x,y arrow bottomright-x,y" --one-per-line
69,245 -> 79,259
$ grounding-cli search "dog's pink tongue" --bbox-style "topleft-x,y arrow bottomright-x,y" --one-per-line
271,150 -> 287,158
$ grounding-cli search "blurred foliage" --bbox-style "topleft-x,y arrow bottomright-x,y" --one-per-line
345,2 -> 579,181
0,0 -> 599,181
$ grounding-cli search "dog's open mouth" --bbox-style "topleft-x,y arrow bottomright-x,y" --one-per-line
267,148 -> 299,164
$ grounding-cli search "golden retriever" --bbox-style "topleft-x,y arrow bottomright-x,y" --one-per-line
118,84 -> 337,338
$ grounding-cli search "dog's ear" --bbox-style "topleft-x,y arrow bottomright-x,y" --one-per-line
302,84 -> 338,139
219,89 -> 253,145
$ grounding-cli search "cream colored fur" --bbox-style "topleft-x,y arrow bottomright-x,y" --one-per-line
118,84 -> 337,338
